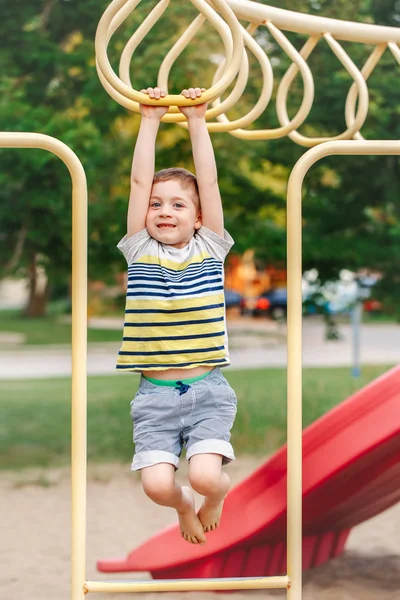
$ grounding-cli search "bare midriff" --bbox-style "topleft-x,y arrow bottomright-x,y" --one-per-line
142,365 -> 214,380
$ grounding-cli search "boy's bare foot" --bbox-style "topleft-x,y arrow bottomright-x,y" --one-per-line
197,496 -> 225,532
177,486 -> 206,545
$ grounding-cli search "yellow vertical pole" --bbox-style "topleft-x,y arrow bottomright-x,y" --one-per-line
0,133 -> 88,600
69,150 -> 88,600
286,152 -> 304,600
286,139 -> 400,599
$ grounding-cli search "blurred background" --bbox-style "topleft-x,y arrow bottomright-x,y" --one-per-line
1,0 -> 400,467
1,0 -> 399,328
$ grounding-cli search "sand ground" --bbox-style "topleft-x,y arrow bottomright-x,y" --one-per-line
1,457 -> 399,600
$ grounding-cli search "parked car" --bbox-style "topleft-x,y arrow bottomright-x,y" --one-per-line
241,288 -> 288,320
224,288 -> 243,309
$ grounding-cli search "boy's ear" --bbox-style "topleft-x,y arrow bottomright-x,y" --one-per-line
195,211 -> 202,229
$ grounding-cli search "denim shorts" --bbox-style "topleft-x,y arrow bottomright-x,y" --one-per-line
129,368 -> 237,470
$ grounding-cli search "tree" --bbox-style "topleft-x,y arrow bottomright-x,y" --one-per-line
1,0 -> 399,318
0,0 -> 260,314
227,0 -> 400,317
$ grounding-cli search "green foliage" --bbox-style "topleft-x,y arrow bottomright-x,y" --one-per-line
1,1 -> 400,315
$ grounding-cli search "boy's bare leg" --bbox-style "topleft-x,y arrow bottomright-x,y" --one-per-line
141,463 -> 206,545
189,454 -> 231,532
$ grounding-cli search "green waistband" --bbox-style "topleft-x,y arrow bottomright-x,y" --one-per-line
144,372 -> 210,387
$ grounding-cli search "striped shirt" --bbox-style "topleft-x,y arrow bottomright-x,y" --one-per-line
116,226 -> 234,372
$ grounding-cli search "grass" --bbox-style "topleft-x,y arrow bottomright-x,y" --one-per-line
0,365 -> 392,470
0,309 -> 122,345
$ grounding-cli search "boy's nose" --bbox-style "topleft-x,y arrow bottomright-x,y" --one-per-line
160,207 -> 172,217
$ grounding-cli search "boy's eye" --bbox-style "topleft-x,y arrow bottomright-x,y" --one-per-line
151,202 -> 161,208
174,202 -> 184,208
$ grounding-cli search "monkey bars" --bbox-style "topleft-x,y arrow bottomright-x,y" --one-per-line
95,0 -> 400,142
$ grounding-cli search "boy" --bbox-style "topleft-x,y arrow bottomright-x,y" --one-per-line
117,86 -> 237,546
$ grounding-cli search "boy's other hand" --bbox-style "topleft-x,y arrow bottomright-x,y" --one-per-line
140,87 -> 169,119
179,87 -> 207,119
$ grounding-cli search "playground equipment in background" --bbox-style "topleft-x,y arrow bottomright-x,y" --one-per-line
2,1 -> 400,598
98,363 -> 400,579
96,0 -> 400,142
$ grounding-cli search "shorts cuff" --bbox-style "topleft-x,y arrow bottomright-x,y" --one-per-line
186,439 -> 235,465
131,450 -> 180,471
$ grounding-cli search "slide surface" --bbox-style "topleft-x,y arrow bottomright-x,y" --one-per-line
98,365 -> 400,578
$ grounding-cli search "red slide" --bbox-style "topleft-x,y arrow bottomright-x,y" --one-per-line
98,365 -> 400,578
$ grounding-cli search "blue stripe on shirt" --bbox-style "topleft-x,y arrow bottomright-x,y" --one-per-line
118,345 -> 225,356
128,257 -> 220,277
116,358 -> 228,369
127,269 -> 222,285
127,277 -> 221,292
126,285 -> 224,299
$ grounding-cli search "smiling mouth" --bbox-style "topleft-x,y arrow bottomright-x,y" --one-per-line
157,224 -> 176,228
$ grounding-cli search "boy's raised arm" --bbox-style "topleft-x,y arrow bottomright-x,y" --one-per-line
127,88 -> 168,237
179,88 -> 224,238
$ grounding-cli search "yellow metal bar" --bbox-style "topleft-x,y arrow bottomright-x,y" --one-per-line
120,0 -> 171,89
0,132 -> 88,600
158,7 -> 249,124
226,0 -> 400,44
206,22 -> 274,131
227,25 -> 316,140
158,11 -> 251,124
95,0 -> 243,111
84,576 -> 290,593
345,44 -> 387,141
388,42 -> 400,65
282,33 -> 369,147
156,12 -> 207,98
286,139 -> 400,600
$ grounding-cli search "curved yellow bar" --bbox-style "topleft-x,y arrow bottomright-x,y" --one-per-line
0,132 -> 88,600
286,139 -> 400,600
156,13 -> 207,91
274,35 -> 319,129
109,0 -> 142,34
96,0 -> 243,111
157,9 -> 250,124
157,9 -> 269,125
171,17 -> 252,127
227,24 -> 315,139
344,44 -> 387,141
206,23 -> 274,131
280,33 -> 369,147
119,0 -> 171,89
226,0 -> 400,44
388,42 -> 400,65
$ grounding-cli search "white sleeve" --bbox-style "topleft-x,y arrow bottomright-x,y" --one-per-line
117,229 -> 154,265
195,226 -> 234,262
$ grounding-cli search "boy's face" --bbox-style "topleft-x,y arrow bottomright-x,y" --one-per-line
146,179 -> 201,248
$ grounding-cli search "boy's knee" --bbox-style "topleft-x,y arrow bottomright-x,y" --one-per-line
189,466 -> 221,497
142,473 -> 174,504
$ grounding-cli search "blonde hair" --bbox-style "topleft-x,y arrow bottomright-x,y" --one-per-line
153,168 -> 199,204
